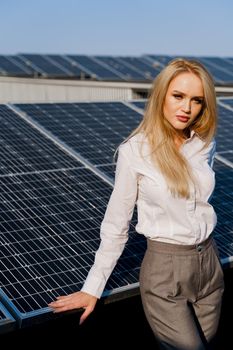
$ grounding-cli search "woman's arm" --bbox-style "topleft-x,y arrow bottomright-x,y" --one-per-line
48,144 -> 138,322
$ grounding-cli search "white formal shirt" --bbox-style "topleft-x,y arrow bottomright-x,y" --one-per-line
82,131 -> 217,298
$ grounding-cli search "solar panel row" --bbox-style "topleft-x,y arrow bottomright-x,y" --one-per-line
145,55 -> 233,85
0,100 -> 232,334
1,54 -> 233,84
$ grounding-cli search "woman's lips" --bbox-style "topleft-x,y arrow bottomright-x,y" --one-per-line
176,115 -> 190,123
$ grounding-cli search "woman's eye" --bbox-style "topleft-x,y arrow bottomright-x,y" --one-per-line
173,94 -> 182,99
193,99 -> 203,104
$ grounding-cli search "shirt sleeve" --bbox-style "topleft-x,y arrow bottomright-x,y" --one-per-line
200,138 -> 216,168
81,144 -> 138,298
208,139 -> 216,168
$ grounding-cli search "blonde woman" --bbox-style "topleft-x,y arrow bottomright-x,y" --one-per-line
49,58 -> 224,350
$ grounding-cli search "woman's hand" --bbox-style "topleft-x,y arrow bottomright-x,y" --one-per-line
48,291 -> 98,325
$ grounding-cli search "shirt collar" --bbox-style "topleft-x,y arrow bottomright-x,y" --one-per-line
189,129 -> 196,140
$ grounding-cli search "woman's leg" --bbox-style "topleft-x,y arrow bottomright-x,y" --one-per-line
192,242 -> 224,343
139,238 -> 224,350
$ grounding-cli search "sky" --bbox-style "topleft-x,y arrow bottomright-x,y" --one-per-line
1,0 -> 233,57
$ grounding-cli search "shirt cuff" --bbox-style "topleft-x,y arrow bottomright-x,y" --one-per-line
81,274 -> 106,299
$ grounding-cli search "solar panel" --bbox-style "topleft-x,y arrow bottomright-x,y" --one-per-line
218,97 -> 233,108
129,100 -> 147,111
0,302 -> 16,334
8,55 -> 34,76
94,56 -> 146,81
94,164 -> 116,179
0,167 -> 144,327
197,57 -> 233,84
0,105 -> 81,175
19,54 -> 71,78
217,151 -> 233,164
14,102 -> 142,173
144,55 -> 233,85
143,54 -> 174,67
117,56 -> 161,80
46,55 -> 88,78
0,55 -> 32,77
214,100 -> 233,165
66,55 -> 124,80
212,160 -> 233,266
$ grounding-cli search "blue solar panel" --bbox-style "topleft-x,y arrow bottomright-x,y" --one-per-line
129,100 -> 147,111
144,55 -> 233,85
19,54 -> 72,78
0,302 -> 16,334
46,55 -> 89,78
0,56 -> 32,77
0,105 -> 81,175
8,55 -> 34,76
94,56 -> 146,81
215,100 -> 233,165
211,160 -> 233,266
66,55 -> 123,80
218,97 -> 233,108
143,54 -> 173,67
197,57 -> 233,84
117,56 -> 161,80
0,167 -> 143,327
14,102 -> 142,173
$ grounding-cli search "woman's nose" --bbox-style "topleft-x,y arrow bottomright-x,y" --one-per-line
182,99 -> 191,113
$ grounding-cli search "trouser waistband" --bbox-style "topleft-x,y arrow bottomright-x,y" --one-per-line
147,235 -> 213,254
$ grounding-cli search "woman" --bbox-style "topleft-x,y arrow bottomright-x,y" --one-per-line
49,58 -> 224,350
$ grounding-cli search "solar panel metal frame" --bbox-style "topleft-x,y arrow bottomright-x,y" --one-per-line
0,300 -> 16,334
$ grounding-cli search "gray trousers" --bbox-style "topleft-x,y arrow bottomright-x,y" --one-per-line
139,236 -> 224,350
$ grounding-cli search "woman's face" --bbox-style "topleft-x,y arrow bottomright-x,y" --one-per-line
163,72 -> 204,132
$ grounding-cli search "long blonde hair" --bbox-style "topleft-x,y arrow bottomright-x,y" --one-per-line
126,58 -> 217,198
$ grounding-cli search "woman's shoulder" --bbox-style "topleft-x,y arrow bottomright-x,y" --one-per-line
192,134 -> 216,159
119,133 -> 148,156
196,135 -> 216,150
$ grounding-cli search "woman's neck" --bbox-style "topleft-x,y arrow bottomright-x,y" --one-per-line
174,131 -> 188,150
